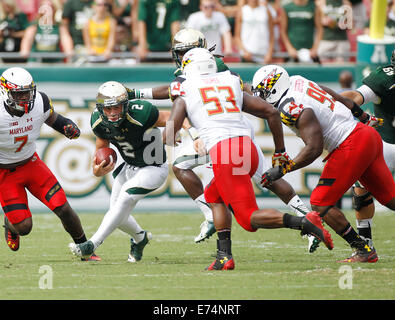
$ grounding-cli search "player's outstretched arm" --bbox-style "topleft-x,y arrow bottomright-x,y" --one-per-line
163,97 -> 187,146
292,108 -> 323,170
126,85 -> 170,100
45,111 -> 80,139
242,93 -> 285,153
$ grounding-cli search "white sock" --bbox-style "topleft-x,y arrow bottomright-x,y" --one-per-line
194,194 -> 213,221
287,195 -> 310,217
90,193 -> 141,249
356,218 -> 372,229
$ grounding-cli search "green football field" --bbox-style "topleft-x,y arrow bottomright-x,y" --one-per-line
0,210 -> 394,301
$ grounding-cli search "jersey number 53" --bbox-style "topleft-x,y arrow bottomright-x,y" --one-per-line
199,86 -> 239,116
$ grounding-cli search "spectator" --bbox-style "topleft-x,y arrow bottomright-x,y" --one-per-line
266,0 -> 285,61
234,0 -> 274,64
83,0 -> 117,62
350,0 -> 367,33
179,0 -> 200,29
385,0 -> 395,37
280,0 -> 323,63
60,0 -> 94,61
186,0 -> 233,56
108,0 -> 137,53
137,0 -> 180,61
0,0 -> 29,63
15,0 -> 41,22
20,0 -> 63,63
338,70 -> 354,92
216,0 -> 243,35
317,0 -> 351,63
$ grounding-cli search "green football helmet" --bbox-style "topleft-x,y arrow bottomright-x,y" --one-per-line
171,28 -> 207,68
96,81 -> 128,127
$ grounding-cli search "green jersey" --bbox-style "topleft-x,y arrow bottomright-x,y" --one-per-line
91,100 -> 166,167
62,0 -> 93,46
283,0 -> 316,50
321,0 -> 348,41
138,0 -> 180,51
362,64 -> 395,144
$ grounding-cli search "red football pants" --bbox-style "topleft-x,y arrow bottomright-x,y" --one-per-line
0,153 -> 67,224
310,123 -> 395,206
204,136 -> 259,232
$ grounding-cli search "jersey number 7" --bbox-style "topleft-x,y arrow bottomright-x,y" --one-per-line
199,86 -> 239,116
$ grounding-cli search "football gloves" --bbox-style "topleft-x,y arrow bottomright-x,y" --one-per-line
361,113 -> 384,128
272,151 -> 293,168
126,87 -> 136,100
64,124 -> 80,139
261,152 -> 296,187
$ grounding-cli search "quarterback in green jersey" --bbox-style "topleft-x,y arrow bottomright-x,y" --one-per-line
341,50 -> 395,251
69,81 -> 170,262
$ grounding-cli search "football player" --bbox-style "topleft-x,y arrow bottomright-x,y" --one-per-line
163,48 -> 333,270
252,64 -> 395,262
337,50 -> 395,250
69,81 -> 170,262
126,28 -> 314,249
0,67 -> 99,261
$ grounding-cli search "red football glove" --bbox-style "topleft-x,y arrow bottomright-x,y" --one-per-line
361,114 -> 384,128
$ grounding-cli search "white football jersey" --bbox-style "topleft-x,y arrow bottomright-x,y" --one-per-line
278,75 -> 357,153
0,92 -> 53,164
178,70 -> 253,152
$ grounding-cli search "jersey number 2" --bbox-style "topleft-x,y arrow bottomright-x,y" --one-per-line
199,86 -> 239,116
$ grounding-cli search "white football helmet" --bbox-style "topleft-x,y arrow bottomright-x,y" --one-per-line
0,67 -> 36,114
252,65 -> 290,105
181,48 -> 217,77
172,28 -> 207,68
96,81 -> 128,127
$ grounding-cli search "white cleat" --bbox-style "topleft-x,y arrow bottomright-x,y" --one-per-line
194,220 -> 216,243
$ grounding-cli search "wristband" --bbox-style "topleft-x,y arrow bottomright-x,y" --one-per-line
188,127 -> 199,141
351,102 -> 364,118
138,88 -> 153,99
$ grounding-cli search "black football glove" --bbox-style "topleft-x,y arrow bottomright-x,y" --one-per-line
261,166 -> 285,188
64,124 -> 80,139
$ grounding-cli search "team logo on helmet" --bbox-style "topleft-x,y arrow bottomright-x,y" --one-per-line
257,69 -> 283,92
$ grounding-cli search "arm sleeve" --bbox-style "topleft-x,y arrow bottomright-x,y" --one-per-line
356,84 -> 381,105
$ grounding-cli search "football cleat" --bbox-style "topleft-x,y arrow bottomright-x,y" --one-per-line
301,211 -> 333,250
81,253 -> 102,262
307,234 -> 321,253
69,240 -> 94,259
206,250 -> 235,270
195,220 -> 216,243
3,217 -> 19,251
128,231 -> 152,263
337,246 -> 378,263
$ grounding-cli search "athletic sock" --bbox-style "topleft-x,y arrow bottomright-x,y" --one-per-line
195,194 -> 213,221
338,223 -> 367,250
356,218 -> 372,240
283,213 -> 303,230
287,195 -> 310,217
73,233 -> 88,244
217,230 -> 231,254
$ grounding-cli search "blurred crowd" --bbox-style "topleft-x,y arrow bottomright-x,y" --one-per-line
0,0 -> 391,65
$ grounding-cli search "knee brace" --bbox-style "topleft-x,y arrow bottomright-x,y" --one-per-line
352,187 -> 373,211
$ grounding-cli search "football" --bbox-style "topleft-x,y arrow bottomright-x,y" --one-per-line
95,147 -> 117,166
